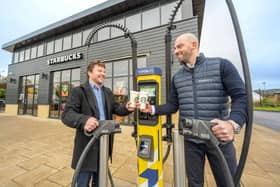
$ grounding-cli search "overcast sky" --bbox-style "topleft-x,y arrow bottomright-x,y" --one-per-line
0,0 -> 279,90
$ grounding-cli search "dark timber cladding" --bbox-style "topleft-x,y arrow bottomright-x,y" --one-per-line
2,0 -> 205,118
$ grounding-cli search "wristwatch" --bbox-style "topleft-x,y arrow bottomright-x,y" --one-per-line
228,120 -> 241,134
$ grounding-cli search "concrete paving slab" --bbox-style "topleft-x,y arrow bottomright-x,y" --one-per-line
48,167 -> 73,186
1,114 -> 280,186
13,165 -> 58,187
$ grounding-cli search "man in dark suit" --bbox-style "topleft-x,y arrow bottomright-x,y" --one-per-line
61,60 -> 134,187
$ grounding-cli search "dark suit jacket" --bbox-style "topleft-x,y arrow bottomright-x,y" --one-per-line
61,81 -> 130,171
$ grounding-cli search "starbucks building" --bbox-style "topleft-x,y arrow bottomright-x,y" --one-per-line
2,0 -> 204,121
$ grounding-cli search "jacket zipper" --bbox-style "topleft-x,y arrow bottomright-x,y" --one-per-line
191,68 -> 198,118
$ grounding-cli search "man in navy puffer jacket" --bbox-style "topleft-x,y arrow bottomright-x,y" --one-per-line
141,33 -> 247,187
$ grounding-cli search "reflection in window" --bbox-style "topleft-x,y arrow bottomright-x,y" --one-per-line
142,7 -> 160,30
50,68 -> 80,119
47,41 -> 54,55
54,38 -> 63,53
126,14 -> 141,33
72,32 -> 82,48
37,44 -> 44,57
63,35 -> 72,50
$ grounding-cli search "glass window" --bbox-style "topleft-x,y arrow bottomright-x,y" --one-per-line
19,50 -> 25,62
35,74 -> 40,85
72,32 -> 82,48
113,77 -> 129,123
53,71 -> 60,83
104,78 -> 112,90
83,29 -> 92,45
137,57 -> 147,68
25,48 -> 30,60
54,38 -> 63,53
47,41 -> 54,55
63,35 -> 72,50
97,27 -> 110,41
114,60 -> 129,76
62,70 -> 71,82
26,75 -> 35,85
71,68 -> 80,81
71,81 -> 80,88
50,68 -> 81,118
105,62 -> 112,77
129,57 -> 147,74
14,52 -> 19,63
111,19 -> 124,38
37,44 -> 44,57
142,7 -> 160,30
50,82 -> 60,118
30,46 -> 37,59
126,13 -> 141,33
113,77 -> 128,97
161,2 -> 182,25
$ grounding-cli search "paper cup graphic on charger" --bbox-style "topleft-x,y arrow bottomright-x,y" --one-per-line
129,91 -> 139,108
139,91 -> 149,110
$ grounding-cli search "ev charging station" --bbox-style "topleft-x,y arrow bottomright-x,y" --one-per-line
136,67 -> 163,187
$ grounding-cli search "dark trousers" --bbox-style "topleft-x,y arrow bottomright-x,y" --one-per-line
184,141 -> 237,187
77,171 -> 99,187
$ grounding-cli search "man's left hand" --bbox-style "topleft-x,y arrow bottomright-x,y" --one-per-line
125,101 -> 136,111
210,119 -> 234,142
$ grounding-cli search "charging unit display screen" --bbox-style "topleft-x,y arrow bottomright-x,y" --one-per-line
138,135 -> 153,160
138,81 -> 158,125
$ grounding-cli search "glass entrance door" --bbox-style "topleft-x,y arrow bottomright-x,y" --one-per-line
18,74 -> 39,116
24,85 -> 34,115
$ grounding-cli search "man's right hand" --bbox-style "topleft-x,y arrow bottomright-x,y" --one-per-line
139,101 -> 153,114
84,117 -> 99,132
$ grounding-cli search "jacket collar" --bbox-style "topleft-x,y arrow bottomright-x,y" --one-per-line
182,53 -> 206,71
81,81 -> 99,117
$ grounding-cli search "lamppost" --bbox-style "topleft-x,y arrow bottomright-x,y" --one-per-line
262,81 -> 266,106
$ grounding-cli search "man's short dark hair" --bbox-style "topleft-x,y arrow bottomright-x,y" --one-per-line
87,60 -> 105,73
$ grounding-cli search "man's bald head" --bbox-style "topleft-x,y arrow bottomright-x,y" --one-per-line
174,33 -> 199,64
175,33 -> 198,45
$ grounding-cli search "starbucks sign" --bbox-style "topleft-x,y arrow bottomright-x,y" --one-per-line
48,52 -> 82,65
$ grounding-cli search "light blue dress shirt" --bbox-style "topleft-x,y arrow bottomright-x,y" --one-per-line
89,81 -> 106,120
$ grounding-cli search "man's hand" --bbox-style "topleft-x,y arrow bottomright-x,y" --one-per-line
126,101 -> 136,111
210,119 -> 235,141
84,117 -> 99,132
139,101 -> 152,113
